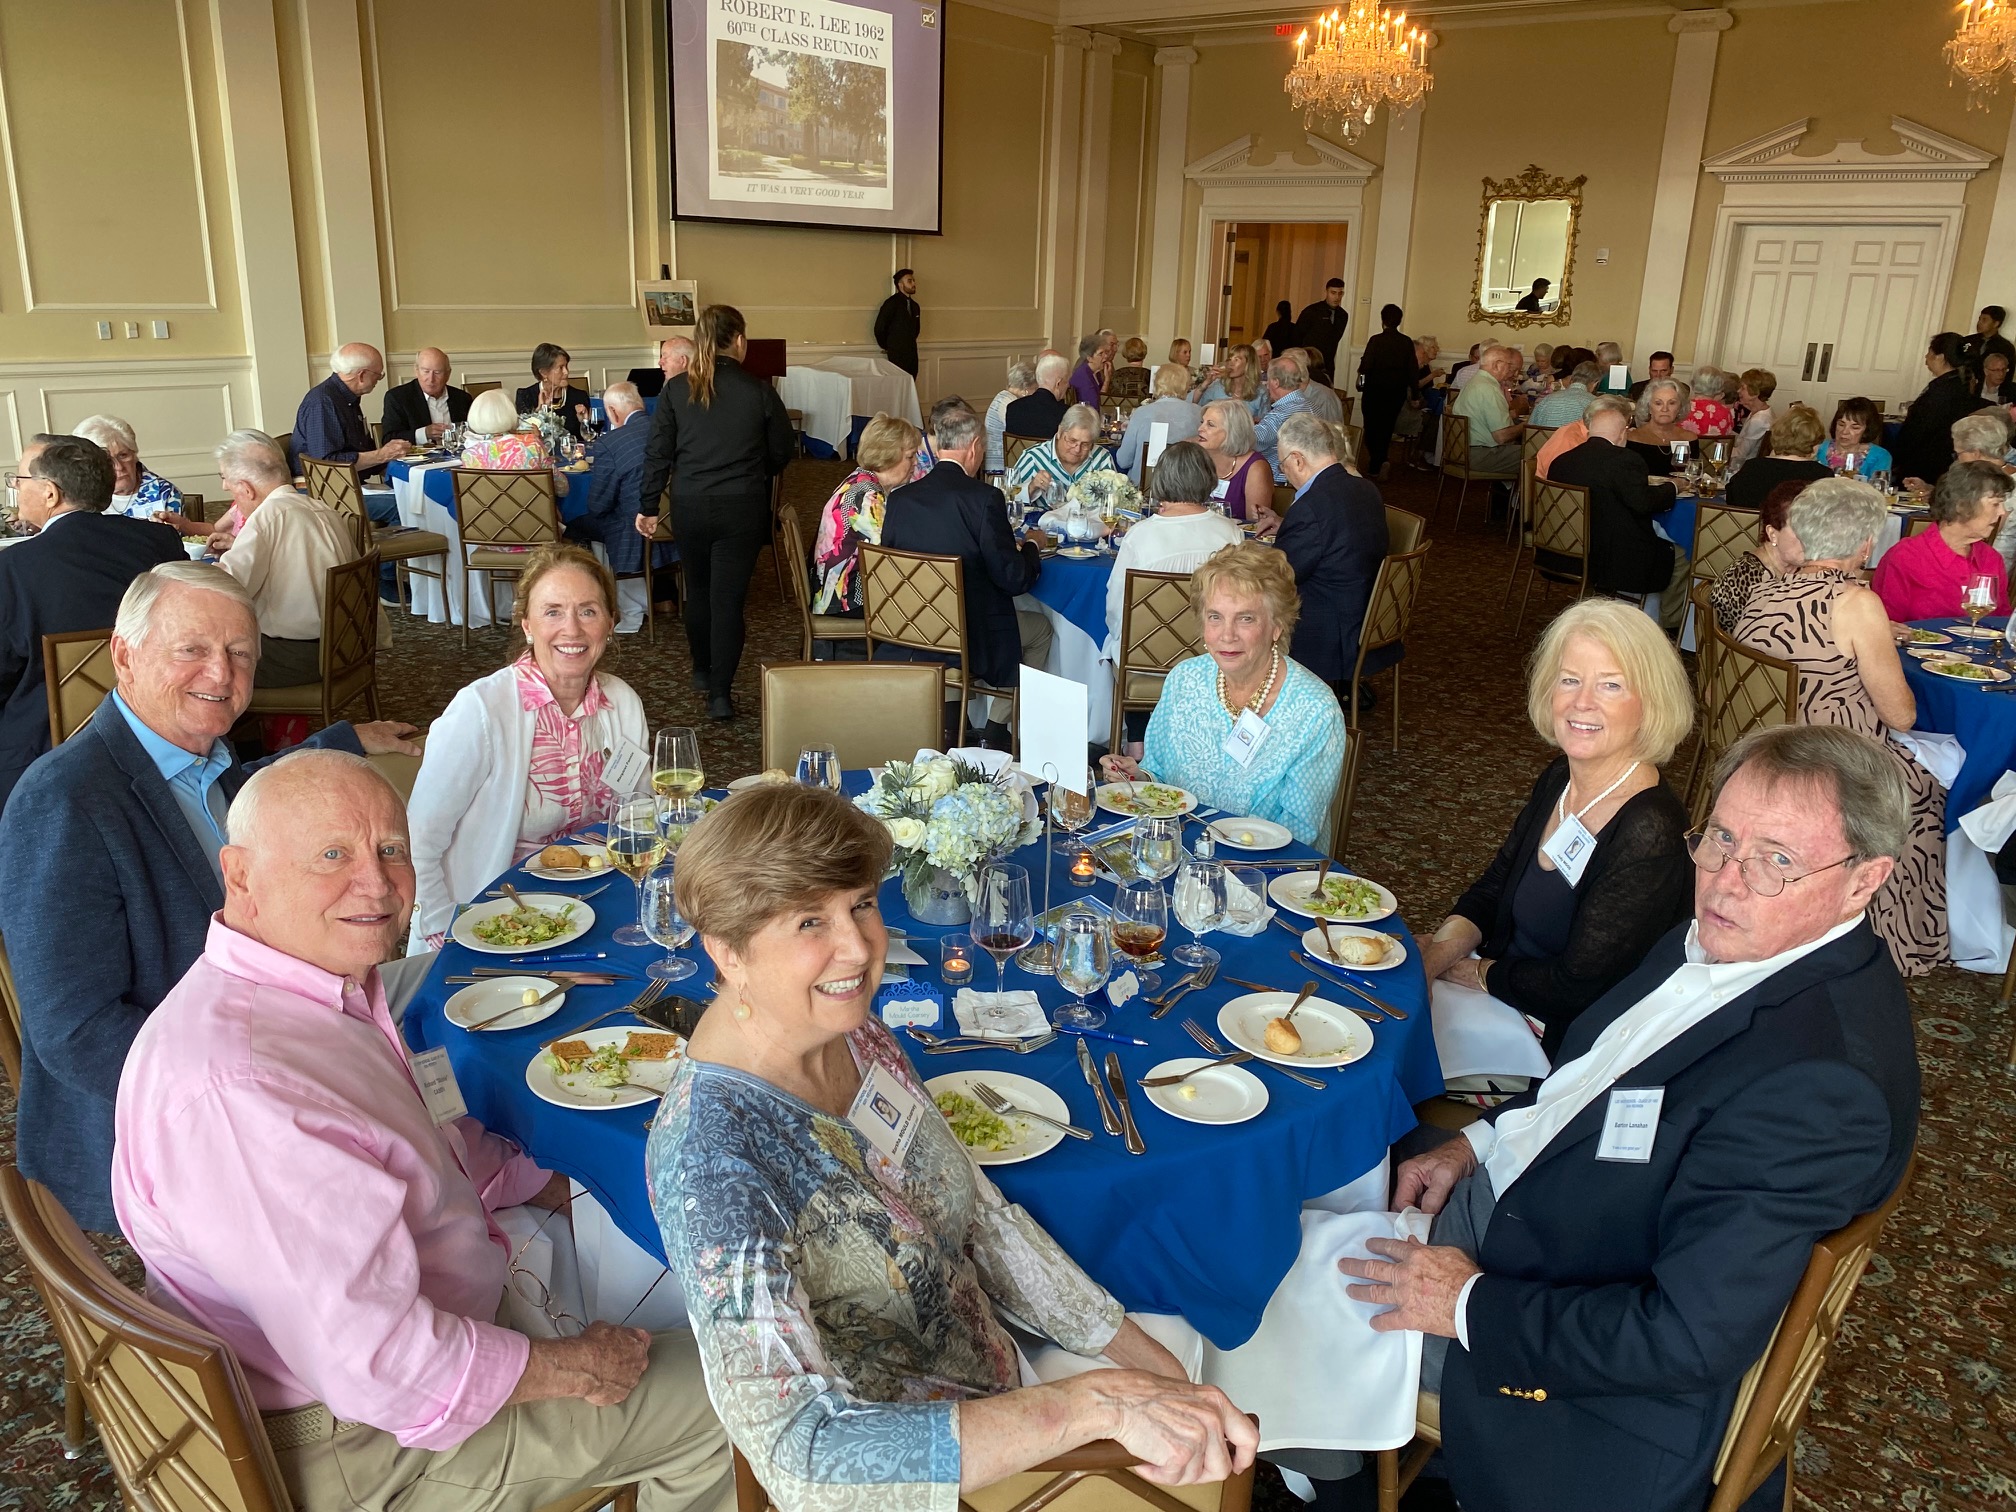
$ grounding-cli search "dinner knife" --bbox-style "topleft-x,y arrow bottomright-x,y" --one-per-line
1291,950 -> 1409,1019
1104,1051 -> 1147,1156
1078,1036 -> 1122,1136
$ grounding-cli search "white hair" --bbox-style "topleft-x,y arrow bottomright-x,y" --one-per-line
1596,341 -> 1624,364
1059,403 -> 1102,439
467,388 -> 522,436
1277,411 -> 1338,463
1035,353 -> 1071,389
329,344 -> 381,377
603,381 -> 643,416
73,414 -> 138,454
1953,411 -> 2012,456
214,428 -> 290,488
114,562 -> 258,647
226,747 -> 393,847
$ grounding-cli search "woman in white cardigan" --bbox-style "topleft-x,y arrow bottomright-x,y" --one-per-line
1103,442 -> 1242,657
408,544 -> 650,948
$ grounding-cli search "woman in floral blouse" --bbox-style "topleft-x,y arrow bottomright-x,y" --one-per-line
811,414 -> 923,615
648,784 -> 1254,1512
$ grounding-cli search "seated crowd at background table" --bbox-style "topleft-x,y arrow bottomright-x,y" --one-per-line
0,297 -> 1991,1512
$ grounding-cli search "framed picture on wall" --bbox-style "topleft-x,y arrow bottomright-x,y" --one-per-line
638,280 -> 698,333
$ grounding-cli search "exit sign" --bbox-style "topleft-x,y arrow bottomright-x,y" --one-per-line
1275,22 -> 1295,33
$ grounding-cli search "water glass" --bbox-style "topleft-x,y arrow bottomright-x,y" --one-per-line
1048,770 -> 1095,852
1053,912 -> 1112,1030
1222,865 -> 1268,933
1171,859 -> 1227,968
639,862 -> 697,981
1131,814 -> 1182,883
795,744 -> 841,789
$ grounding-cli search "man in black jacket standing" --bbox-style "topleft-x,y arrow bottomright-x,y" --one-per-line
1273,413 -> 1390,702
875,269 -> 922,377
1295,278 -> 1349,380
1356,304 -> 1417,478
379,347 -> 472,445
1336,723 -> 1917,1512
1548,397 -> 1689,627
879,400 -> 1049,746
1893,331 -> 1996,488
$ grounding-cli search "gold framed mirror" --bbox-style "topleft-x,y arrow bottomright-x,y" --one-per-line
1469,165 -> 1585,328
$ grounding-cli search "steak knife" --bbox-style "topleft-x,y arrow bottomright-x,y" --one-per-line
1104,1051 -> 1147,1155
1079,1035 -> 1121,1136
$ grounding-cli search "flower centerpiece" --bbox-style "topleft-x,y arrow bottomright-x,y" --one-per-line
520,406 -> 571,458
1065,469 -> 1143,526
856,755 -> 1041,924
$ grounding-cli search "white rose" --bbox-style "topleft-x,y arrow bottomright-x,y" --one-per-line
887,816 -> 928,850
924,757 -> 960,798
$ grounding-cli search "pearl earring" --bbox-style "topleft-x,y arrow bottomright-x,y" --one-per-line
733,984 -> 752,1021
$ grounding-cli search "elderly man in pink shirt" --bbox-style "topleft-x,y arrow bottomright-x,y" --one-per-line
111,749 -> 731,1512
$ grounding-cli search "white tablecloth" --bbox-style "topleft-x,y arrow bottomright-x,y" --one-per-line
390,461 -> 500,630
778,356 -> 923,454
1016,593 -> 1113,743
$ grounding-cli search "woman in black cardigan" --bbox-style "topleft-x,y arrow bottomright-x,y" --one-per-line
514,341 -> 594,441
1418,599 -> 1696,1060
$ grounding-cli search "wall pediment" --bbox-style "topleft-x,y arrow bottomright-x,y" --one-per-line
1185,132 -> 1378,191
1703,118 -> 1996,186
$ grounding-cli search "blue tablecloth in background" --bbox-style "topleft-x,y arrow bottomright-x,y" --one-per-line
1654,493 -> 1697,555
1029,551 -> 1116,647
406,773 -> 1441,1349
385,457 -> 593,524
1904,616 -> 2016,830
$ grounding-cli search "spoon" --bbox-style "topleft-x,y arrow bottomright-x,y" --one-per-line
1283,979 -> 1320,1027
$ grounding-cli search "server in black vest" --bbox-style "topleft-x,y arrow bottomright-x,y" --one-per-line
637,304 -> 795,721
1355,303 -> 1417,477
875,268 -> 922,377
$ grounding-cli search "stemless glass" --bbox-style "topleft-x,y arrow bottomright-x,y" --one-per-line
974,862 -> 1034,996
795,744 -> 841,789
1053,911 -> 1112,1030
1131,814 -> 1182,885
652,727 -> 704,803
607,796 -> 666,947
639,861 -> 697,981
1171,859 -> 1228,968
1049,769 -> 1096,852
1221,864 -> 1268,934
1110,878 -> 1169,992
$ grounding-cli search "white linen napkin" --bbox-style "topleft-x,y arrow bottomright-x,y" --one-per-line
1215,868 -> 1276,936
1889,729 -> 1966,789
1960,769 -> 2016,853
952,989 -> 1051,1039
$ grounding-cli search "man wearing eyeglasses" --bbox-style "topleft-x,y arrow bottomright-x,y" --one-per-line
1324,724 -> 1918,1512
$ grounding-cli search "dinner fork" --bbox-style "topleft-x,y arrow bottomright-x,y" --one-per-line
1150,957 -> 1217,1020
540,981 -> 668,1050
1183,1017 -> 1327,1091
971,1081 -> 1092,1140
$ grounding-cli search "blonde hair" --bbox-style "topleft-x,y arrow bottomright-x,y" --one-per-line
1525,599 -> 1694,766
512,544 -> 619,667
1768,405 -> 1825,457
857,413 -> 921,475
1190,541 -> 1300,642
1153,363 -> 1192,399
675,784 -> 893,954
1122,336 -> 1148,364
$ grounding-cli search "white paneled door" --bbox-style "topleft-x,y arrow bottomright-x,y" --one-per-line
1715,223 -> 1944,414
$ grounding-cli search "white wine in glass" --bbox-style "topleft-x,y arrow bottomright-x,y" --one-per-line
652,727 -> 705,802
608,796 -> 666,947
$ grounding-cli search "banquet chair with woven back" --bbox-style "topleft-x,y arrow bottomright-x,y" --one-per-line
1003,435 -> 1045,471
859,544 -> 1018,745
303,455 -> 450,604
246,552 -> 382,730
1509,479 -> 1592,633
1690,501 -> 1761,594
1509,424 -> 1558,552
452,467 -> 562,648
777,510 -> 867,661
1902,514 -> 1935,540
760,662 -> 946,772
1329,543 -> 1433,860
41,629 -> 117,745
0,1162 -> 638,1512
1688,611 -> 1802,827
1383,506 -> 1426,556
1109,569 -> 1203,752
1373,1160 -> 1914,1512
1435,413 -> 1518,534
615,499 -> 681,646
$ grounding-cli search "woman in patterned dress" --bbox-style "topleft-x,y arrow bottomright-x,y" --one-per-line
1734,478 -> 1948,974
809,414 -> 922,616
1709,480 -> 1808,633
647,784 -> 1255,1512
404,545 -> 647,947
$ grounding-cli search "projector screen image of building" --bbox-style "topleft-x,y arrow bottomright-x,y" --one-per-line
668,0 -> 943,234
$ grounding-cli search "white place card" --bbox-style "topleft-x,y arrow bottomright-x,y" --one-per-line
1147,422 -> 1171,468
1609,363 -> 1630,391
1200,343 -> 1216,365
1018,666 -> 1089,795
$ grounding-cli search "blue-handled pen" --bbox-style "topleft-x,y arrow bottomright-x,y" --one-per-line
1054,1025 -> 1149,1047
511,950 -> 611,964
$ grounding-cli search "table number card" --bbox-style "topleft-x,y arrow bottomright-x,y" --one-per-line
1147,422 -> 1171,469
1019,667 -> 1090,795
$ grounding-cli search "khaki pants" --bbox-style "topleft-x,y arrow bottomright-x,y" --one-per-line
271,1329 -> 733,1512
971,608 -> 1055,728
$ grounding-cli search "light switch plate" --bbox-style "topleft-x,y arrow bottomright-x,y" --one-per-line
123,321 -> 139,339
151,320 -> 170,339
96,321 -> 112,340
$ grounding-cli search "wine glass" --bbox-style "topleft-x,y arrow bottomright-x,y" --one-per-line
795,744 -> 841,789
652,727 -> 704,804
1131,814 -> 1182,886
1171,859 -> 1227,968
1053,911 -> 1111,1030
639,862 -> 697,982
1110,878 -> 1169,992
1049,769 -> 1095,853
607,796 -> 667,947
973,862 -> 1033,997
1962,572 -> 1998,635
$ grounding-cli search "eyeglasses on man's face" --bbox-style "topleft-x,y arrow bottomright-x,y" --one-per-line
1685,826 -> 1856,898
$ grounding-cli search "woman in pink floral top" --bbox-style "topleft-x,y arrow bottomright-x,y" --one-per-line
460,388 -> 570,498
404,544 -> 649,947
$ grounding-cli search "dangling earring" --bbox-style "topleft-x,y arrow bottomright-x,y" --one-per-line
733,983 -> 753,1021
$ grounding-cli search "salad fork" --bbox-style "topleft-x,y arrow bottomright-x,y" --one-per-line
1150,957 -> 1217,1019
1183,1017 -> 1327,1091
539,981 -> 668,1050
970,1081 -> 1091,1140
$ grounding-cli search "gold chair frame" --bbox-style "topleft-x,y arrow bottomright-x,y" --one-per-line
778,510 -> 868,661
302,455 -> 449,605
41,629 -> 117,745
1435,412 -> 1518,534
451,468 -> 562,648
1384,505 -> 1427,556
759,661 -> 947,772
1506,423 -> 1558,559
859,544 -> 1018,745
245,552 -> 383,728
1002,435 -> 1045,471
1690,610 -> 1802,827
1691,501 -> 1761,593
1108,569 -> 1202,752
1330,543 -> 1433,859
1510,478 -> 1591,632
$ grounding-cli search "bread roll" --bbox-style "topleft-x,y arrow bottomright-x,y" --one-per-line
538,845 -> 584,870
1264,1017 -> 1303,1055
1335,934 -> 1389,966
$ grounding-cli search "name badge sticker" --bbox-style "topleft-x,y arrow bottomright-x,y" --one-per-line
410,1047 -> 469,1127
601,735 -> 651,799
1595,1087 -> 1664,1163
847,1063 -> 927,1171
1222,709 -> 1271,769
1540,812 -> 1598,888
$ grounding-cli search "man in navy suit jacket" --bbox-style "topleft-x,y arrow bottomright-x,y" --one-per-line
567,382 -> 677,629
0,434 -> 182,810
0,563 -> 416,1233
1272,412 -> 1393,694
1340,725 -> 1918,1512
879,402 -> 1050,737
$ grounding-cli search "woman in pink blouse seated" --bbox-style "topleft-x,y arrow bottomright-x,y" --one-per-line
1870,459 -> 2013,623
405,545 -> 647,947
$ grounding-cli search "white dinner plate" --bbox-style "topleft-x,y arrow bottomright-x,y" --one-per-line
1217,993 -> 1373,1070
1094,781 -> 1198,819
1056,545 -> 1100,560
520,844 -> 614,883
1140,1057 -> 1270,1125
925,1069 -> 1070,1166
1920,660 -> 2011,683
445,976 -> 565,1032
1299,925 -> 1407,972
1908,646 -> 1969,661
1206,816 -> 1292,852
1267,871 -> 1398,923
1902,629 -> 1954,648
727,773 -> 793,793
450,894 -> 596,955
526,1025 -> 683,1110
1948,624 -> 2003,640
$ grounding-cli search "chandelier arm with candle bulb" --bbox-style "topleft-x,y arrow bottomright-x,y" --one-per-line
1948,0 -> 2016,104
1284,2 -> 1433,145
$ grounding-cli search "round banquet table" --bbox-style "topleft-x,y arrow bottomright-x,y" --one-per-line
385,455 -> 594,628
402,772 -> 1443,1350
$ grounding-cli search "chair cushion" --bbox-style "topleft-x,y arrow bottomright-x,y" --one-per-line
467,548 -> 537,570
380,530 -> 451,559
246,682 -> 320,714
1121,671 -> 1167,703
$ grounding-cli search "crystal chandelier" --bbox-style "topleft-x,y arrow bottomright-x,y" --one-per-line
1284,3 -> 1432,144
1947,0 -> 2016,104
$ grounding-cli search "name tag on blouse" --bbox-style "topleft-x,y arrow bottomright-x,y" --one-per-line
601,735 -> 650,797
1538,813 -> 1597,888
847,1064 -> 926,1170
1222,709 -> 1270,769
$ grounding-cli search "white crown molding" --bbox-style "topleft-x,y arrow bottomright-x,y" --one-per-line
1184,131 -> 1378,190
1670,7 -> 1734,33
1703,116 -> 1996,185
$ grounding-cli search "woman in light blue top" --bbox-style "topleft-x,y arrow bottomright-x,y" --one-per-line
1101,542 -> 1347,848
1813,396 -> 1894,480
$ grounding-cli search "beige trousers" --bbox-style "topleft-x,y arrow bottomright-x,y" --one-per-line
272,1329 -> 734,1512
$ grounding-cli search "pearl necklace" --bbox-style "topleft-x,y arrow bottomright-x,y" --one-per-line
1218,646 -> 1282,718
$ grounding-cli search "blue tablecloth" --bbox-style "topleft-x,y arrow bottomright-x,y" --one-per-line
1029,550 -> 1116,647
405,776 -> 1442,1349
1654,494 -> 1697,554
1904,616 -> 2016,830
385,457 -> 593,524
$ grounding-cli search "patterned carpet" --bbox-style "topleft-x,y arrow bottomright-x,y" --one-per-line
2,458 -> 2012,1509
